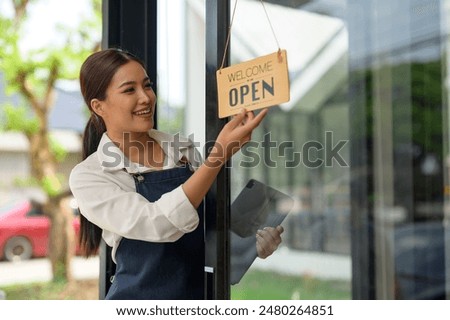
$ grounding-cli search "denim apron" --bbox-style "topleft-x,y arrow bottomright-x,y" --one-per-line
105,165 -> 204,300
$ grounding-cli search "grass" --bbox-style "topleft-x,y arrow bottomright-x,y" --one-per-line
231,270 -> 351,300
1,270 -> 350,300
1,279 -> 98,300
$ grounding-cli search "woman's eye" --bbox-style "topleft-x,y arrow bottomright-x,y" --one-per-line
123,87 -> 135,93
145,81 -> 154,89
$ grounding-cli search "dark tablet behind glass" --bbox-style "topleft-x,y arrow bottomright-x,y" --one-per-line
230,179 -> 294,284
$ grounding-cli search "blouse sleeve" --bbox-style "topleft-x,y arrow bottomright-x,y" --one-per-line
69,164 -> 199,242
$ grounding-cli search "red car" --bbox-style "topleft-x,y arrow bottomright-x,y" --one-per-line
0,197 -> 80,261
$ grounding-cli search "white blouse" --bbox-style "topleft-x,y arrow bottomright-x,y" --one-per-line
69,129 -> 202,262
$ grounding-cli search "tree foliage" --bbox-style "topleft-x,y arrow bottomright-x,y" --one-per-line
0,0 -> 100,132
0,0 -> 101,282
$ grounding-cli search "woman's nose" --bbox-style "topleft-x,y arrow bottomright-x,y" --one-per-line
138,88 -> 154,104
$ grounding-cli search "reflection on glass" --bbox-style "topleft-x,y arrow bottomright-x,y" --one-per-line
181,0 -> 449,300
230,0 -> 449,300
348,0 -> 449,299
231,179 -> 292,237
230,0 -> 352,300
230,179 -> 294,284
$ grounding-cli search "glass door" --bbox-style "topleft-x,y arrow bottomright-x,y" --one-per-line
228,0 -> 352,299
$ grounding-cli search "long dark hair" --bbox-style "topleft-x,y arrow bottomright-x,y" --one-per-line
79,48 -> 145,257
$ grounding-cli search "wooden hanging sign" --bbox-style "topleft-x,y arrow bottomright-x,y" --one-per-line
216,50 -> 290,118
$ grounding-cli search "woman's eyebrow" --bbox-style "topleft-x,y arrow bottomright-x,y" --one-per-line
118,77 -> 150,88
118,80 -> 135,88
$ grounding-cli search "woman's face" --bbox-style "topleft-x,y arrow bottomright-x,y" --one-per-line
93,60 -> 156,139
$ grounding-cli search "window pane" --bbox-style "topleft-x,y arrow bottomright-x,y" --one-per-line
229,0 -> 351,300
347,0 -> 448,299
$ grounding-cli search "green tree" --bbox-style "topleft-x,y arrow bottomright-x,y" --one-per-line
0,0 -> 101,282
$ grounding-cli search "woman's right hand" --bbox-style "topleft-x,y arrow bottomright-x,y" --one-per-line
182,108 -> 267,208
207,108 -> 268,167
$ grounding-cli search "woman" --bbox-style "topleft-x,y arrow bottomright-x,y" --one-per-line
69,48 -> 283,300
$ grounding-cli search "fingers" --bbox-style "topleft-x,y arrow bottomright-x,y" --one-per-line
217,108 -> 269,160
260,226 -> 283,244
251,108 -> 268,128
276,225 -> 284,234
229,108 -> 268,130
228,108 -> 247,129
256,233 -> 275,259
256,226 -> 283,259
242,109 -> 268,129
242,109 -> 255,124
256,237 -> 268,259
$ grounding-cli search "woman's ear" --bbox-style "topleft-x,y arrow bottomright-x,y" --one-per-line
91,99 -> 105,117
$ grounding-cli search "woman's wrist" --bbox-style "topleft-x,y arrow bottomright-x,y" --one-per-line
204,154 -> 225,168
204,144 -> 227,168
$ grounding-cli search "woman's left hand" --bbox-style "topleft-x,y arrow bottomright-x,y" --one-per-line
256,225 -> 284,259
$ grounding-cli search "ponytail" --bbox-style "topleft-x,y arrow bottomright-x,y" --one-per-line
79,115 -> 106,257
82,114 -> 106,160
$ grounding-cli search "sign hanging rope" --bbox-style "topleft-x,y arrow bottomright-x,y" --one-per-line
219,0 -> 282,72
216,0 -> 290,118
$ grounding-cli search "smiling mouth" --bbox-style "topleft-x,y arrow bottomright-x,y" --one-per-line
133,107 -> 152,116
